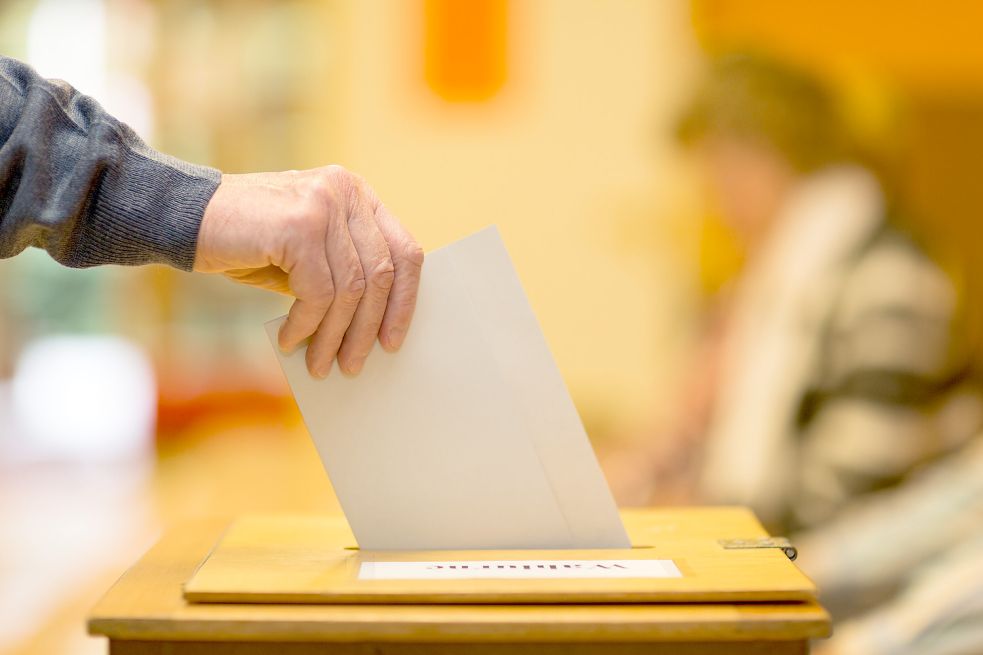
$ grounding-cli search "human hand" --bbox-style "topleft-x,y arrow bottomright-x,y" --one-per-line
194,166 -> 424,378
601,425 -> 706,507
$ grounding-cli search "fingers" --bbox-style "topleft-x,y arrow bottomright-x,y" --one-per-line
374,203 -> 424,352
278,243 -> 335,353
304,214 -> 364,379
336,193 -> 395,375
273,166 -> 423,378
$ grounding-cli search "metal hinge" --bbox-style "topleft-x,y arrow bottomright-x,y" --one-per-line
718,537 -> 797,561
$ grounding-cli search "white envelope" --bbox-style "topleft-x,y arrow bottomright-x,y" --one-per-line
266,226 -> 629,550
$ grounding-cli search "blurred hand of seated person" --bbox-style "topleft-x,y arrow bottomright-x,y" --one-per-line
602,312 -> 728,506
195,169 -> 424,377
0,56 -> 422,378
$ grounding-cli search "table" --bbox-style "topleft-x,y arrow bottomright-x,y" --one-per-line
88,510 -> 831,654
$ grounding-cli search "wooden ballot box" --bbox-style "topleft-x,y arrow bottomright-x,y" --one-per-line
88,508 -> 831,654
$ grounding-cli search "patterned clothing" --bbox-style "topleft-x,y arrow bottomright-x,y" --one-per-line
696,166 -> 982,652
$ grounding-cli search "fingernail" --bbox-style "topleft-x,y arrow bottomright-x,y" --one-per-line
310,360 -> 331,379
344,355 -> 365,376
387,326 -> 406,348
278,326 -> 293,353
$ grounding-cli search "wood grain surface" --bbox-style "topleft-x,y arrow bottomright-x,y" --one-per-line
89,509 -> 830,647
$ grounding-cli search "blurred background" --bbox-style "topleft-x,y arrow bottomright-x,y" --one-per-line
2,1 -> 983,654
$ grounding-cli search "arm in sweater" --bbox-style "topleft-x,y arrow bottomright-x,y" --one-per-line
0,56 -> 424,377
0,56 -> 219,270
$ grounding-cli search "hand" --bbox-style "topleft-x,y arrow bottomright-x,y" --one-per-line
194,166 -> 424,378
601,427 -> 706,506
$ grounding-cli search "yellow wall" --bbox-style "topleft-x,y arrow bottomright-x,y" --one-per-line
0,0 -> 705,438
320,0 -> 702,434
692,0 -> 983,92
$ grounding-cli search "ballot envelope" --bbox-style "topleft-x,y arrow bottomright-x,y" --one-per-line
263,226 -> 630,551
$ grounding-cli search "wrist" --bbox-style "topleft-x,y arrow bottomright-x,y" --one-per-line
193,175 -> 231,273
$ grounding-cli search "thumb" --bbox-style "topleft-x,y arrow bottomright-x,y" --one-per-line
278,245 -> 336,352
223,266 -> 292,295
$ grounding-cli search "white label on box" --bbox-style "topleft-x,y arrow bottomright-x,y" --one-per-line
358,559 -> 682,580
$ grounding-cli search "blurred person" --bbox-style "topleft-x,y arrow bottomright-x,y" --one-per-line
0,55 -> 424,379
681,55 -> 980,532
605,53 -> 983,651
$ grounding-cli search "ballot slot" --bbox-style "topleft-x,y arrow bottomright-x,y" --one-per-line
344,544 -> 655,551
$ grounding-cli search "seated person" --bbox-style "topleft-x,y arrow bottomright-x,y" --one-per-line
605,54 -> 983,652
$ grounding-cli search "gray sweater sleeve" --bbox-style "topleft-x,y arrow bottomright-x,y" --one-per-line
0,56 -> 221,270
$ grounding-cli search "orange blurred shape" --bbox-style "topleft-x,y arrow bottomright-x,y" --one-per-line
424,0 -> 508,101
154,357 -> 297,439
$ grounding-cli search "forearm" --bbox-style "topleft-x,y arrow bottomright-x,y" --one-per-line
815,526 -> 983,655
0,56 -> 220,269
796,438 -> 983,611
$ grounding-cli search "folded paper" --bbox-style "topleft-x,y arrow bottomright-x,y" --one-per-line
266,226 -> 629,550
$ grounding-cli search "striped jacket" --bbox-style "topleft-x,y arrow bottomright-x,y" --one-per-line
697,166 -> 982,653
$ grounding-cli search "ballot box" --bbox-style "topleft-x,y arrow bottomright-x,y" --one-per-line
88,507 -> 831,655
